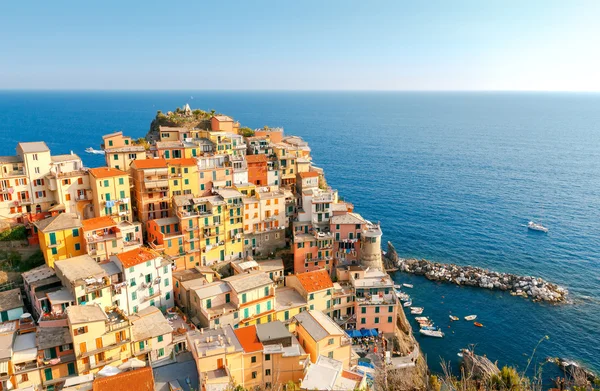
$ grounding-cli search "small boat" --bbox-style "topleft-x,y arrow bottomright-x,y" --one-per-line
528,221 -> 548,233
403,283 -> 413,288
449,315 -> 459,321
474,322 -> 483,327
464,315 -> 477,321
394,284 -> 402,289
457,352 -> 464,358
85,147 -> 105,155
410,307 -> 423,314
399,294 -> 411,302
420,326 -> 439,331
403,301 -> 412,307
419,329 -> 444,338
414,317 -> 429,322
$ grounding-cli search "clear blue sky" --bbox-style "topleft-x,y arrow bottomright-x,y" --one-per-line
1,1 -> 599,91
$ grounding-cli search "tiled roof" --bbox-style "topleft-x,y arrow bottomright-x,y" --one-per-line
295,269 -> 333,293
88,167 -> 127,179
168,158 -> 197,166
213,115 -> 233,122
116,247 -> 158,268
34,213 -> 81,232
234,325 -> 263,353
18,141 -> 50,153
102,131 -> 123,139
298,171 -> 319,179
92,367 -> 154,391
0,288 -> 23,312
82,216 -> 117,232
225,272 -> 272,293
246,154 -> 268,163
131,158 -> 167,169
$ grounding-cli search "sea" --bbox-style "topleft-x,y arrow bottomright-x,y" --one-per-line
1,91 -> 599,380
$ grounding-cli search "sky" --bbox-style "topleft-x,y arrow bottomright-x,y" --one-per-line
1,1 -> 599,91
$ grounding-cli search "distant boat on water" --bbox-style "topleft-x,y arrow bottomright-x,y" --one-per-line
85,147 -> 105,155
464,315 -> 477,321
528,221 -> 548,233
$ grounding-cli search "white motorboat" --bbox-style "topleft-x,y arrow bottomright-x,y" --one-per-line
85,147 -> 105,155
410,307 -> 424,315
449,315 -> 459,321
414,317 -> 429,322
403,301 -> 412,307
403,283 -> 413,288
464,315 -> 477,321
394,284 -> 402,289
528,221 -> 548,233
420,329 -> 444,338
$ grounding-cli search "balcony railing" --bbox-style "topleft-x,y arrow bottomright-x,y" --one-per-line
81,338 -> 131,358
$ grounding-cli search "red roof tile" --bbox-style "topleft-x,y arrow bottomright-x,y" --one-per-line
93,367 -> 154,391
116,247 -> 159,268
298,171 -> 319,179
88,167 -> 127,179
131,158 -> 167,169
234,325 -> 263,353
295,269 -> 333,293
82,216 -> 117,232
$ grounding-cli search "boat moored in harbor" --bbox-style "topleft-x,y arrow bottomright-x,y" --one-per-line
465,315 -> 477,321
528,221 -> 548,232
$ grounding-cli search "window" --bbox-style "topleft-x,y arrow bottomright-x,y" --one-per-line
103,180 -> 109,187
265,354 -> 271,361
158,348 -> 165,357
184,179 -> 189,185
374,317 -> 380,324
388,316 -> 393,323
252,371 -> 257,379
75,243 -> 80,251
44,368 -> 53,381
114,154 -> 118,161
119,177 -> 124,185
166,292 -> 171,300
242,293 -> 247,303
264,286 -> 269,296
120,190 -> 125,198
130,278 -> 136,287
375,307 -> 380,313
389,306 -> 394,312
361,307 -> 366,314
51,248 -> 57,255
132,292 -> 137,300
309,293 -> 314,300
133,306 -> 138,313
165,278 -> 169,287
72,229 -> 79,237
361,318 -> 366,324
328,338 -> 334,345
266,369 -> 271,376
158,335 -> 163,342
206,299 -> 212,309
251,356 -> 257,363
67,362 -> 76,375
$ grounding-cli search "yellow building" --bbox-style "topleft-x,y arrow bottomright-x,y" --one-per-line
54,254 -> 114,309
34,213 -> 85,268
285,269 -> 333,316
215,189 -> 245,261
226,272 -> 275,328
167,158 -> 199,198
102,131 -> 147,171
66,304 -> 132,375
88,167 -> 133,222
293,310 -> 352,369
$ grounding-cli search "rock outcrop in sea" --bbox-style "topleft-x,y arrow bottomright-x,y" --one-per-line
384,242 -> 568,303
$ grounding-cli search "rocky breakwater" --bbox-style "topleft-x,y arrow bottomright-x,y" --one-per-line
384,242 -> 568,303
400,258 -> 568,303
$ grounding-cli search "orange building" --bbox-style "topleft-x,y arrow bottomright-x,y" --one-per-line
130,158 -> 170,224
246,154 -> 268,186
146,216 -> 185,269
233,325 -> 265,389
82,215 -> 142,263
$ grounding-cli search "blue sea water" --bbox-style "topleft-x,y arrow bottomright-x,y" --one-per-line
1,91 -> 599,379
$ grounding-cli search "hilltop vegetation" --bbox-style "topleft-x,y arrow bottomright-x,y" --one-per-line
146,106 -> 216,141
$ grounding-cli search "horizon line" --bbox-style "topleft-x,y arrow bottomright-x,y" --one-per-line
1,88 -> 600,94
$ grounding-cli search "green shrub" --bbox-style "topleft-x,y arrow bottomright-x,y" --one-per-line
0,226 -> 27,241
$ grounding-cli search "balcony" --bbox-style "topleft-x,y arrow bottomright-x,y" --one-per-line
86,233 -> 119,244
183,225 -> 199,231
143,291 -> 161,303
81,338 -> 131,359
47,240 -> 63,249
13,361 -> 38,374
123,238 -> 141,247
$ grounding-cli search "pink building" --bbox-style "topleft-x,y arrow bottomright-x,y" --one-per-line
330,212 -> 367,265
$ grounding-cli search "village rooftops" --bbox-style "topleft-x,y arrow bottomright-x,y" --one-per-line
88,167 -> 127,179
18,141 -> 50,154
275,287 -> 307,312
172,268 -> 202,282
66,304 -> 108,325
168,157 -> 197,166
255,258 -> 284,273
0,288 -> 23,313
156,140 -> 184,149
152,216 -> 180,226
54,254 -> 106,285
130,158 -> 168,169
34,212 -> 81,232
245,154 -> 268,163
262,335 -> 305,357
213,115 -> 233,122
294,310 -> 346,342
173,194 -> 225,208
36,327 -> 73,350
82,215 -> 118,232
215,188 -> 243,200
0,155 -> 23,163
158,126 -> 189,133
233,325 -> 263,353
46,288 -> 74,305
0,332 -> 14,361
298,171 -> 319,179
22,265 -> 56,285
100,261 -> 121,277
294,269 -> 333,293
302,356 -> 363,391
92,367 -> 154,391
192,281 -> 231,299
102,131 -> 123,139
188,324 -> 243,357
51,153 -> 80,163
129,306 -> 173,341
115,247 -> 160,268
256,321 -> 290,344
225,272 -> 272,293
330,212 -> 366,226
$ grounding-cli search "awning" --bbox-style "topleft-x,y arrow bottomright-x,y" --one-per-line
0,360 -> 8,376
12,347 -> 37,364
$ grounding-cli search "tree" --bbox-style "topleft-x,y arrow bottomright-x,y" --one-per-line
239,127 -> 255,137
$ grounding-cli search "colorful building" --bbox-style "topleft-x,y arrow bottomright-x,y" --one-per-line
102,131 -> 147,172
246,154 -> 268,186
35,213 -> 85,268
54,254 -> 113,309
130,158 -> 170,224
285,270 -> 333,315
82,216 -> 143,263
167,158 -> 198,198
88,167 -> 132,223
